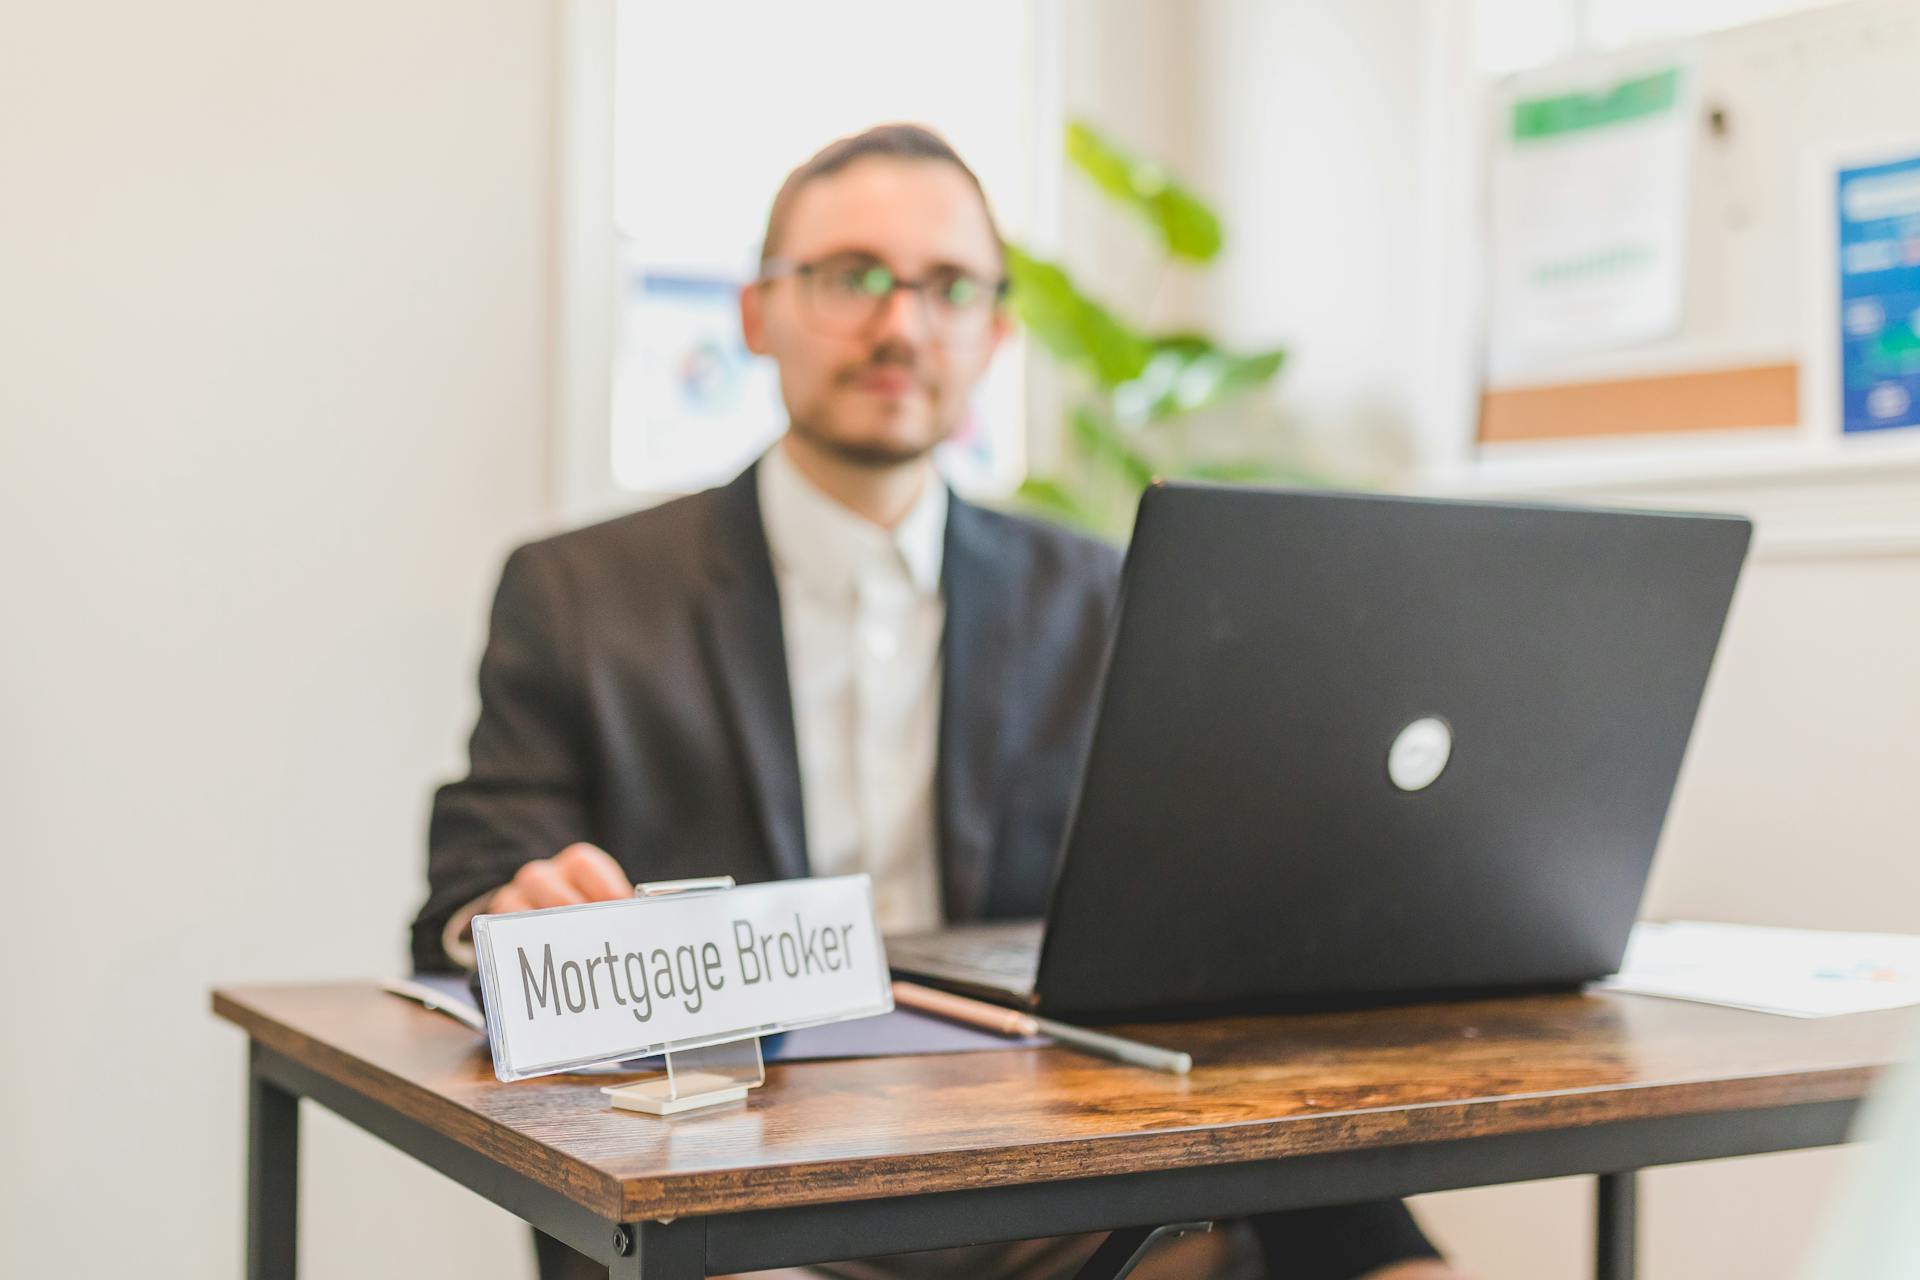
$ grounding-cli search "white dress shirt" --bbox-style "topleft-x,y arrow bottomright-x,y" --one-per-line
757,443 -> 947,936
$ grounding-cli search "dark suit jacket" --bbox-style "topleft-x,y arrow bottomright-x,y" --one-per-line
411,462 -> 1122,971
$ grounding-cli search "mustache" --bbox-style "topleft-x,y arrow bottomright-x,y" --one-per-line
836,342 -> 929,386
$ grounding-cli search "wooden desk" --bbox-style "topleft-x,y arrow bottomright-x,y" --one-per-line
213,983 -> 1909,1280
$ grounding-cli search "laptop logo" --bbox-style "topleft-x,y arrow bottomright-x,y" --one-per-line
1388,717 -> 1452,792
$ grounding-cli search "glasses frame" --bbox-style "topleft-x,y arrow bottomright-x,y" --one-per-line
757,252 -> 1010,343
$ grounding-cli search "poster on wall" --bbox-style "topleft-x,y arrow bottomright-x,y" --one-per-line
1486,57 -> 1698,381
611,269 -> 782,495
1835,152 -> 1920,436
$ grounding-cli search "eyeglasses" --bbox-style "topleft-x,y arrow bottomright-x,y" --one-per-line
758,251 -> 1008,343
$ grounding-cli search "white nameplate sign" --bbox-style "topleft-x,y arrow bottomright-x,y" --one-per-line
471,874 -> 892,1082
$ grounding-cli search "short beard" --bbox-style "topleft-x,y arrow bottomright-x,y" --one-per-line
786,416 -> 943,469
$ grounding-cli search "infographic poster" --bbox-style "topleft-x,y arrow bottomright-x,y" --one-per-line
1836,152 -> 1920,436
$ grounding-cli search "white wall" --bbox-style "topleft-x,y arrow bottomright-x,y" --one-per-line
1,2 -> 557,1276
1189,0 -> 1429,477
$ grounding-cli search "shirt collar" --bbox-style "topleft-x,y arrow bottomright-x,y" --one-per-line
757,440 -> 948,599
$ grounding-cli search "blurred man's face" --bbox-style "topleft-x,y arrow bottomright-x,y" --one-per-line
741,157 -> 1010,468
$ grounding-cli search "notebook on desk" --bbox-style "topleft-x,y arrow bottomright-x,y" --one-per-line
888,483 -> 1751,1019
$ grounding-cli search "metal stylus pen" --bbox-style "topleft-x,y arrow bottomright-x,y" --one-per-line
891,981 -> 1192,1075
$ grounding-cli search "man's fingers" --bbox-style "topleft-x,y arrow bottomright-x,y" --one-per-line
555,842 -> 631,901
510,859 -> 586,910
484,845 -> 625,917
488,884 -> 533,915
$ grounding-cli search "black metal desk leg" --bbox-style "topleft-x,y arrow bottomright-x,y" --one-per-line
609,1219 -> 704,1279
247,1042 -> 300,1280
1071,1222 -> 1213,1280
1596,1170 -> 1638,1280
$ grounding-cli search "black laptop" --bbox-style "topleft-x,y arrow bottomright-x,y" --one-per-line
886,482 -> 1752,1018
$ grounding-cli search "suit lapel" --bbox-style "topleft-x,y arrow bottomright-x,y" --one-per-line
937,497 -> 1023,921
697,466 -> 810,881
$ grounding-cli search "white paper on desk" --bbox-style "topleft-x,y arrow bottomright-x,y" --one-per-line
1597,921 -> 1920,1017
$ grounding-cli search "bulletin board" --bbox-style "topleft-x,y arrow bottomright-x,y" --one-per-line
1477,0 -> 1920,450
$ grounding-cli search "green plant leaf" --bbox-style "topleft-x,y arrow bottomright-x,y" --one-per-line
1009,124 -> 1303,531
1004,245 -> 1151,389
1111,334 -> 1287,426
1070,405 -> 1158,490
1012,476 -> 1100,528
1066,120 -> 1224,263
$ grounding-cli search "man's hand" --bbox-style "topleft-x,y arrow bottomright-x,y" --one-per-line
487,843 -> 631,914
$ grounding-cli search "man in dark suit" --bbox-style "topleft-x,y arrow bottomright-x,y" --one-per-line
414,124 -> 1456,1280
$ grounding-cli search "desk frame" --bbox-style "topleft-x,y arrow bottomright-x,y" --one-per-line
244,1040 -> 1857,1280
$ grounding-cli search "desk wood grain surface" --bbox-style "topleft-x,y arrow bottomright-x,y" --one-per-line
212,983 -> 1909,1222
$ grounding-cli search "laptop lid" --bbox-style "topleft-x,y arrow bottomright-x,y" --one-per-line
1030,483 -> 1751,1017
